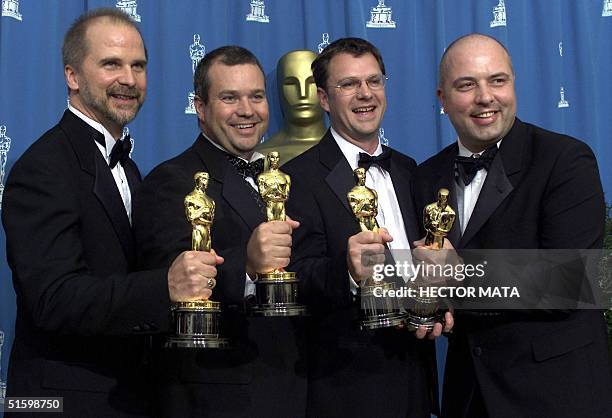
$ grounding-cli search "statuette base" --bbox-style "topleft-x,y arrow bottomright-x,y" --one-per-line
359,281 -> 408,330
251,271 -> 308,317
165,300 -> 230,349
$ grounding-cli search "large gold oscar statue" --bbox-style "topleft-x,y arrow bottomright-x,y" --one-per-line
251,152 -> 307,316
166,172 -> 230,348
347,168 -> 407,330
405,188 -> 456,331
256,50 -> 326,166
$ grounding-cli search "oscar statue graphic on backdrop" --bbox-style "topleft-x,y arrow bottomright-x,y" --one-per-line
347,167 -> 407,329
250,151 -> 307,316
166,172 -> 229,348
256,50 -> 325,166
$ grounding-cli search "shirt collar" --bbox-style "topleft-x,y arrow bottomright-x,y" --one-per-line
68,105 -> 117,158
330,127 -> 383,171
457,137 -> 503,158
202,133 -> 264,163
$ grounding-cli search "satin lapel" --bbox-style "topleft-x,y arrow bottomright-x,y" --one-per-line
222,168 -> 266,231
389,152 -> 420,244
192,135 -> 266,232
319,132 -> 355,217
123,158 -> 142,196
459,148 -> 514,248
60,111 -> 134,259
93,155 -> 135,259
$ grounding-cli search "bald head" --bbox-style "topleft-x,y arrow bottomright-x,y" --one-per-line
436,33 -> 517,153
439,34 -> 513,88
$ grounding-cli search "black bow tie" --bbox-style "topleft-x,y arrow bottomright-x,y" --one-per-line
358,148 -> 392,172
455,145 -> 498,186
109,136 -> 132,168
226,154 -> 265,179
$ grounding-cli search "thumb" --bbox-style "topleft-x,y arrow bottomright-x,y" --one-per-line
286,215 -> 300,230
378,227 -> 393,243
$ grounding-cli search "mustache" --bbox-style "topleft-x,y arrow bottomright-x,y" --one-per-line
107,86 -> 140,98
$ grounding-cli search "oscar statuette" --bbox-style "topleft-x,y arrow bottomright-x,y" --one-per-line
250,151 -> 308,316
347,168 -> 408,330
405,188 -> 456,331
165,172 -> 230,348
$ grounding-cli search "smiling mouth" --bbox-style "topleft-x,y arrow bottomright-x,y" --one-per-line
233,123 -> 256,129
353,106 -> 375,114
472,110 -> 498,118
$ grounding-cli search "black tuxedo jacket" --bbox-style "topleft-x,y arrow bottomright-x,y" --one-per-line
1,111 -> 171,417
414,118 -> 612,418
283,130 -> 437,418
132,135 -> 307,418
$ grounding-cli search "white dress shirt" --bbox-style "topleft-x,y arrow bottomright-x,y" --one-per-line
331,128 -> 415,289
69,105 -> 132,223
456,138 -> 502,234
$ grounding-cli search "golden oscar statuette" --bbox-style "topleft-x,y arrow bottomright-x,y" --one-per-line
347,168 -> 408,330
405,188 -> 456,331
166,172 -> 230,348
250,151 -> 308,316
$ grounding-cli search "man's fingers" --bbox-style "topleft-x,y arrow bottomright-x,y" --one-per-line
415,326 -> 428,340
428,322 -> 443,339
443,311 -> 454,333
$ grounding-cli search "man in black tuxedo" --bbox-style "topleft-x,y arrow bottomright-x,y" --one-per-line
413,33 -> 612,417
132,46 -> 306,418
1,9 -> 219,418
282,37 -> 451,418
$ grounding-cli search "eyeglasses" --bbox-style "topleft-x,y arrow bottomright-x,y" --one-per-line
331,75 -> 388,95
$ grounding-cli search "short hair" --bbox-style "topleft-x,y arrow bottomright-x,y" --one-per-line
311,37 -> 386,91
194,45 -> 265,103
438,33 -> 513,88
62,8 -> 146,70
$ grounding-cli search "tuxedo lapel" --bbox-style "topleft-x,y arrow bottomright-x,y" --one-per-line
123,158 -> 142,196
459,119 -> 526,247
223,169 -> 266,231
388,151 -> 420,244
192,136 -> 265,232
459,154 -> 513,247
319,131 -> 356,218
93,155 -> 135,260
59,111 -> 134,260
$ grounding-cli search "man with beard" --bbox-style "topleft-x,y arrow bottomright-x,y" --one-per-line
413,33 -> 612,417
1,9 -> 219,417
133,46 -> 306,417
282,37 -> 452,417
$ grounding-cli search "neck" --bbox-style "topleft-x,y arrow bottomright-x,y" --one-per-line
283,119 -> 326,142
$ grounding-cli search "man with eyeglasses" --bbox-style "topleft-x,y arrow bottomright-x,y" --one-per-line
283,37 -> 451,418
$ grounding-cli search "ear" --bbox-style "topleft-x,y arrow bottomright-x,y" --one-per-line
317,87 -> 330,113
436,88 -> 445,111
194,95 -> 205,120
65,65 -> 79,91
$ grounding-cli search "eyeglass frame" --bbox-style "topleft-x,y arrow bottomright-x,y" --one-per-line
329,75 -> 389,96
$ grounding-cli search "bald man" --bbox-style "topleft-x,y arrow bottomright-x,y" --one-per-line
413,33 -> 612,418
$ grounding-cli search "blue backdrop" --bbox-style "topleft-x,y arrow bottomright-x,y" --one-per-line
2,0 -> 612,408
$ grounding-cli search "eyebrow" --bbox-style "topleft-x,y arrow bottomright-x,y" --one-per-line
217,88 -> 266,95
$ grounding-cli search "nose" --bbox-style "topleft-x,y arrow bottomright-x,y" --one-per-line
118,66 -> 137,86
476,84 -> 494,104
298,80 -> 308,100
236,97 -> 254,117
355,81 -> 373,98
